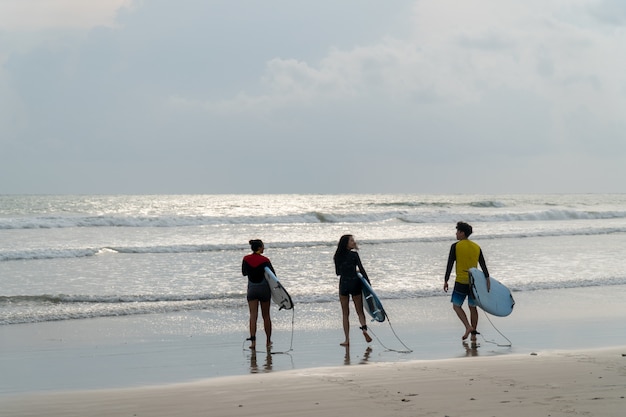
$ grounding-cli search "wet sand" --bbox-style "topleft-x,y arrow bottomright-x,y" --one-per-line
1,285 -> 626,416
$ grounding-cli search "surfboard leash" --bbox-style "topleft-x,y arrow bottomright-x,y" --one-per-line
271,306 -> 295,355
453,281 -> 511,348
469,276 -> 513,348
477,310 -> 513,348
241,307 -> 295,355
367,313 -> 413,353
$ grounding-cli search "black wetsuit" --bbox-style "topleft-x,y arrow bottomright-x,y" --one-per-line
335,251 -> 368,296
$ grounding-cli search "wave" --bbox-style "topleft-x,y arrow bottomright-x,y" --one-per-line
2,208 -> 626,230
398,209 -> 626,224
0,298 -> 244,326
373,199 -> 506,208
0,293 -> 247,325
0,292 -> 243,304
3,226 -> 626,262
2,276 -> 625,325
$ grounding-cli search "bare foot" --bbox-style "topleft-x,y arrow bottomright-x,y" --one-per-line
247,336 -> 256,350
470,330 -> 479,342
462,327 -> 473,340
340,341 -> 350,346
363,331 -> 373,343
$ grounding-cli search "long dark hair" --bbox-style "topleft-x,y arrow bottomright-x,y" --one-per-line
333,234 -> 353,262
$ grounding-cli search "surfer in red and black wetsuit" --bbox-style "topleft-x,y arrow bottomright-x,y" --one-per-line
334,234 -> 373,346
444,222 -> 490,342
242,239 -> 274,350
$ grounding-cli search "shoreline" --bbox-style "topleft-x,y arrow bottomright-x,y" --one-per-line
1,285 -> 626,396
3,346 -> 626,417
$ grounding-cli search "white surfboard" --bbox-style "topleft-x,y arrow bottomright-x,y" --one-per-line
468,268 -> 515,317
264,267 -> 294,310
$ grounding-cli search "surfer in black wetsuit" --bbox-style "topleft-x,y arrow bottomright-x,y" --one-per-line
242,239 -> 274,350
333,234 -> 373,346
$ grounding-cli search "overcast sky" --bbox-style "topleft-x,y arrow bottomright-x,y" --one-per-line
1,0 -> 625,194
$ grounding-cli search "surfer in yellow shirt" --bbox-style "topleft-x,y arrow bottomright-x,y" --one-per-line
444,222 -> 490,341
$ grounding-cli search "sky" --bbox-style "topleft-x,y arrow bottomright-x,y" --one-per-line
1,0 -> 625,195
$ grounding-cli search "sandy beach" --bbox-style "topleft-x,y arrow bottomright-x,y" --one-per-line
2,285 -> 626,416
3,347 -> 625,417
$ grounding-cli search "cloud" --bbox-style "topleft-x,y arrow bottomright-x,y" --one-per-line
0,0 -> 624,194
0,0 -> 131,31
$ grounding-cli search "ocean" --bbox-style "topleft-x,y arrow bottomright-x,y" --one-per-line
2,193 -> 626,328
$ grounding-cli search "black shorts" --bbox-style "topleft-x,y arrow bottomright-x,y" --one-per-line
247,280 -> 271,302
339,277 -> 362,296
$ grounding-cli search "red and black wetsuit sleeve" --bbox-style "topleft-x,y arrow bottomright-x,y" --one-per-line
242,253 -> 275,283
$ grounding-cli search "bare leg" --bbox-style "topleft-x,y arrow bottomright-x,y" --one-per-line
340,294 -> 350,346
353,294 -> 372,343
469,306 -> 479,341
248,300 -> 259,349
260,300 -> 272,347
453,304 -> 474,340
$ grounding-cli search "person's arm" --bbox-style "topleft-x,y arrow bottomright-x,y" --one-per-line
478,251 -> 489,277
478,250 -> 490,291
267,260 -> 276,274
355,252 -> 369,282
444,243 -> 456,292
242,260 -> 248,276
444,243 -> 456,281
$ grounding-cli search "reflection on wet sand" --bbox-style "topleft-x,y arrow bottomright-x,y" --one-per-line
343,346 -> 373,365
249,350 -> 273,373
462,341 -> 479,357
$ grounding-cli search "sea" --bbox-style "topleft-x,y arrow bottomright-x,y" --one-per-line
2,193 -> 626,329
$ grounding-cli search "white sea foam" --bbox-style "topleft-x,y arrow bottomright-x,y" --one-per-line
1,207 -> 625,230
1,194 -> 625,325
